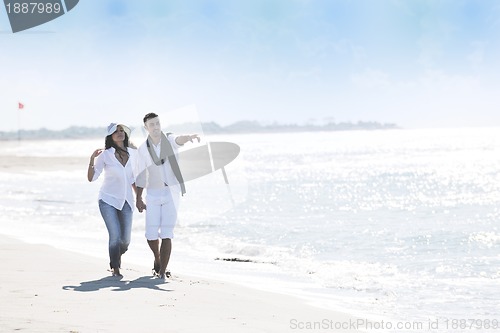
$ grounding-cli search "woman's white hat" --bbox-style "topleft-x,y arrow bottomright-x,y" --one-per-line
107,123 -> 131,138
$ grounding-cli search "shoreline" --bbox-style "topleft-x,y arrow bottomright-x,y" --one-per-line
0,149 -> 362,331
0,233 -> 359,332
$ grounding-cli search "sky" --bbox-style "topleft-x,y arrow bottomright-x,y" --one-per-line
1,0 -> 500,131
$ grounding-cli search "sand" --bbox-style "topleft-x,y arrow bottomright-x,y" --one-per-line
0,235 -> 359,333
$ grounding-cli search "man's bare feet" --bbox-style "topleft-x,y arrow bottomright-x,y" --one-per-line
153,260 -> 160,276
158,270 -> 170,282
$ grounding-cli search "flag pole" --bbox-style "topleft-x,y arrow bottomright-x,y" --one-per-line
17,105 -> 20,141
17,102 -> 24,141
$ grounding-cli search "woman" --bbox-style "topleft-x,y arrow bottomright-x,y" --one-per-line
87,123 -> 137,277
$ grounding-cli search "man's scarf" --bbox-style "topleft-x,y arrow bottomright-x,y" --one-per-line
146,132 -> 186,195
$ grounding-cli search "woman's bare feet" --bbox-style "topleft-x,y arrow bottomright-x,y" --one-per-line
112,267 -> 122,277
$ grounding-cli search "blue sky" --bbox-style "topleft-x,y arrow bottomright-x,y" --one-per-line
1,0 -> 500,131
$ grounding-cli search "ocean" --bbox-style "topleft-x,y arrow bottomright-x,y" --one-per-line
1,128 -> 499,331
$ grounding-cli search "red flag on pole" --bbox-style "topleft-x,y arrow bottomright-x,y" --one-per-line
18,102 -> 24,109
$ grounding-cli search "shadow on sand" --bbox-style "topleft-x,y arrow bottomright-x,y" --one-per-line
62,275 -> 172,292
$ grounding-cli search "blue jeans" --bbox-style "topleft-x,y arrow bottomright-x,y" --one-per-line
98,200 -> 133,269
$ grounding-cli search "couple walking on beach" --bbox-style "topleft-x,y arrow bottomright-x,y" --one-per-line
87,112 -> 199,281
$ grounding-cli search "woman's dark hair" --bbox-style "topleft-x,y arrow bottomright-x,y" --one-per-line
105,131 -> 130,155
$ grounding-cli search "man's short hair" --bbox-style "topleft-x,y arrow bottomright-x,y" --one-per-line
143,112 -> 159,124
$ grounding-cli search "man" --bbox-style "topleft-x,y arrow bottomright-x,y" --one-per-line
135,112 -> 199,281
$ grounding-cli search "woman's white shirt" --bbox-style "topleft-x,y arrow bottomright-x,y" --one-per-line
91,147 -> 136,211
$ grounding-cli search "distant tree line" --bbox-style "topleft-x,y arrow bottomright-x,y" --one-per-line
0,120 -> 398,140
